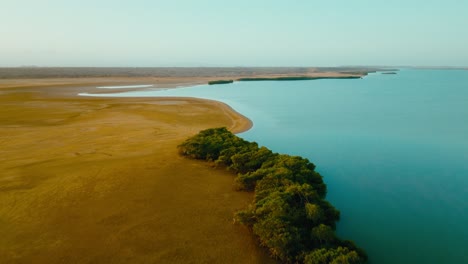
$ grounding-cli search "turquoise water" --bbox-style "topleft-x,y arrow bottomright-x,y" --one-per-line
82,69 -> 468,264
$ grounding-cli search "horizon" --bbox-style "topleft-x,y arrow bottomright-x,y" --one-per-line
2,66 -> 467,69
2,1 -> 467,67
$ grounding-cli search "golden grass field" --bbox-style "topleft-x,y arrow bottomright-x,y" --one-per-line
0,82 -> 278,263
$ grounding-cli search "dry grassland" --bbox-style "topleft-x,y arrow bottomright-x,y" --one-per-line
0,85 -> 275,263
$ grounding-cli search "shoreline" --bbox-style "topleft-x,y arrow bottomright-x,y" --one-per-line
0,69 -> 373,135
207,98 -> 253,134
0,68 -> 372,135
0,67 -> 377,90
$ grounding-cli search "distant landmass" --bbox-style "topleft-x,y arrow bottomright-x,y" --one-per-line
0,67 -> 392,79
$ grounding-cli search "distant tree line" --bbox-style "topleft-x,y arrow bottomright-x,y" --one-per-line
237,76 -> 361,81
178,128 -> 367,264
208,79 -> 234,85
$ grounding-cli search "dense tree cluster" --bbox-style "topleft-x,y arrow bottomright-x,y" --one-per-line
179,128 -> 367,263
237,76 -> 361,81
208,79 -> 234,85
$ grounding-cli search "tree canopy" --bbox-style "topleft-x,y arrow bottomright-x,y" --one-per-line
179,127 -> 367,263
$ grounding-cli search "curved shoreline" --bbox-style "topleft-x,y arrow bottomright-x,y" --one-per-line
152,96 -> 254,134
204,98 -> 253,134
77,95 -> 254,134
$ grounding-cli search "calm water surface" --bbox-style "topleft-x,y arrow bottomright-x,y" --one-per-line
82,69 -> 468,264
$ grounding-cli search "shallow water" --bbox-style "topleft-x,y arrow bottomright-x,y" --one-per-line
81,69 -> 468,264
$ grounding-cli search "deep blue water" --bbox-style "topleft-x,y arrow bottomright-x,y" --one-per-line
82,69 -> 468,264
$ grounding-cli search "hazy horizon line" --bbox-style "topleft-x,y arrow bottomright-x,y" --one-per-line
1,65 -> 467,69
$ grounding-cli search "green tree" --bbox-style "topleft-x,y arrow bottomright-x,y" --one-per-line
230,146 -> 275,174
305,203 -> 324,224
304,247 -> 363,264
311,224 -> 335,246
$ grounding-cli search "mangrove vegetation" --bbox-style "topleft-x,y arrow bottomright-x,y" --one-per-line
237,76 -> 362,81
178,127 -> 367,264
208,79 -> 234,85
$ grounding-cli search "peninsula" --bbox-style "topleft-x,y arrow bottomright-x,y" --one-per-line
0,67 -> 378,263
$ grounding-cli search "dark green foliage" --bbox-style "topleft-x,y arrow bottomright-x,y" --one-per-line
237,76 -> 361,82
305,203 -> 324,224
208,79 -> 234,85
304,247 -> 364,264
178,127 -> 251,161
231,146 -> 276,174
311,224 -> 336,246
270,155 -> 326,197
179,128 -> 367,263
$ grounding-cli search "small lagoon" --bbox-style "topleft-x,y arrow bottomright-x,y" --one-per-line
81,69 -> 468,264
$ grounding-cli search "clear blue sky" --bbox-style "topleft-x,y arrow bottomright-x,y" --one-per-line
1,0 -> 467,67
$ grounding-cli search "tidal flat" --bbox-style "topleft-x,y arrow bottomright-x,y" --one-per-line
0,83 -> 273,263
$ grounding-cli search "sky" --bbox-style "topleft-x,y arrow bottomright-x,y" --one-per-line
1,0 -> 467,67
